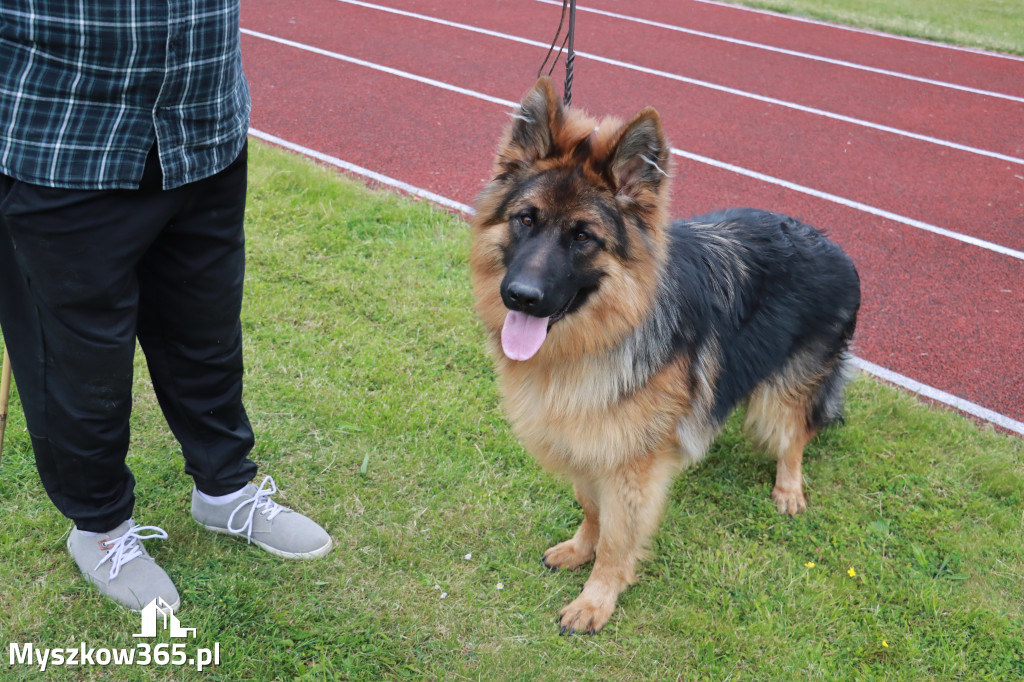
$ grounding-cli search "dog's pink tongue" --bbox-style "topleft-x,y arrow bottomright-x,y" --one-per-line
501,311 -> 550,361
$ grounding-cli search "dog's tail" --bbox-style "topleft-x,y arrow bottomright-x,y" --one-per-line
809,306 -> 859,430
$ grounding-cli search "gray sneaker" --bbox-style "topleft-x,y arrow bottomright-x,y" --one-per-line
67,520 -> 180,612
192,476 -> 332,560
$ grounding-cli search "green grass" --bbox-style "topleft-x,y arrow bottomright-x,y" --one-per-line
729,0 -> 1024,55
1,141 -> 1023,680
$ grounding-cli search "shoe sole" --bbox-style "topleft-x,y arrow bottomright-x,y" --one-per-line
200,524 -> 333,560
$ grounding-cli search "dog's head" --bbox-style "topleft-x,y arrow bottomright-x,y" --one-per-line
470,77 -> 672,362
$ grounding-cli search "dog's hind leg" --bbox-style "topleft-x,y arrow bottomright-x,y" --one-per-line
745,386 -> 816,516
746,351 -> 852,515
557,446 -> 679,634
543,481 -> 600,570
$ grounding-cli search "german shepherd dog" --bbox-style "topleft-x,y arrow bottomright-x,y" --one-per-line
470,78 -> 860,634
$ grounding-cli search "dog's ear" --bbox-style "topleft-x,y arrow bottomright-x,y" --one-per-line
498,77 -> 562,167
606,107 -> 669,198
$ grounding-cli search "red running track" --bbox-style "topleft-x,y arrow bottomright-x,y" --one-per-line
239,0 -> 1024,435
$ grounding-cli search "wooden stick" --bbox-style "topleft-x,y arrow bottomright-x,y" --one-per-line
0,346 -> 11,463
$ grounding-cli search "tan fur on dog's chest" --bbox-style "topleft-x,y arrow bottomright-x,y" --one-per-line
495,351 -> 694,475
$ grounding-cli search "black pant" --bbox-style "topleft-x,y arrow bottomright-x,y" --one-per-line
0,143 -> 257,532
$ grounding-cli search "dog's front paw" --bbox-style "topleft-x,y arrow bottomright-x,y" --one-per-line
772,486 -> 807,516
557,591 -> 616,635
542,539 -> 596,571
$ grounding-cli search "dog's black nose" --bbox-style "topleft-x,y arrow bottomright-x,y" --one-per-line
505,281 -> 543,311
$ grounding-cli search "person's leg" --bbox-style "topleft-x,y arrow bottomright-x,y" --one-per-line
150,143 -> 331,559
135,142 -> 258,495
0,161 -> 181,610
0,173 -> 173,531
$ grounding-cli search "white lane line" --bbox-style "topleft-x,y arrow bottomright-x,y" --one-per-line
534,0 -> 1024,104
249,128 -> 1024,437
242,29 -> 1024,262
670,147 -> 1024,262
691,0 -> 1024,63
248,128 -> 475,213
851,358 -> 1024,436
240,28 -> 513,107
334,0 -> 1024,166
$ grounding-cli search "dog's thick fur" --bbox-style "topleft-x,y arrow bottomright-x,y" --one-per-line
470,78 -> 860,634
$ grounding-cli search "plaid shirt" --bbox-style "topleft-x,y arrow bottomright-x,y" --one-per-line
0,1 -> 250,190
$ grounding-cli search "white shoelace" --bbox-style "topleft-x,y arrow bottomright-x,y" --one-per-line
226,475 -> 287,543
94,521 -> 169,580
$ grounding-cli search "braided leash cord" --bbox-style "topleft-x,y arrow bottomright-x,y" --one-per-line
536,0 -> 578,107
563,0 -> 576,107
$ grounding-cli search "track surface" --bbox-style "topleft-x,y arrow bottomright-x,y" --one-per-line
239,0 -> 1024,434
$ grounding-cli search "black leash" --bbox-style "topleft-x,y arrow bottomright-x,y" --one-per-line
536,0 -> 578,107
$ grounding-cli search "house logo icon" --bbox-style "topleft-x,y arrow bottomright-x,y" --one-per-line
133,597 -> 196,638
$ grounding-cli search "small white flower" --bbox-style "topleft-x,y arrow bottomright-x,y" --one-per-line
496,583 -> 504,590
440,592 -> 448,599
464,553 -> 472,561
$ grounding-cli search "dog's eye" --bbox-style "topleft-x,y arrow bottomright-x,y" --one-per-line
574,231 -> 589,242
519,215 -> 533,228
